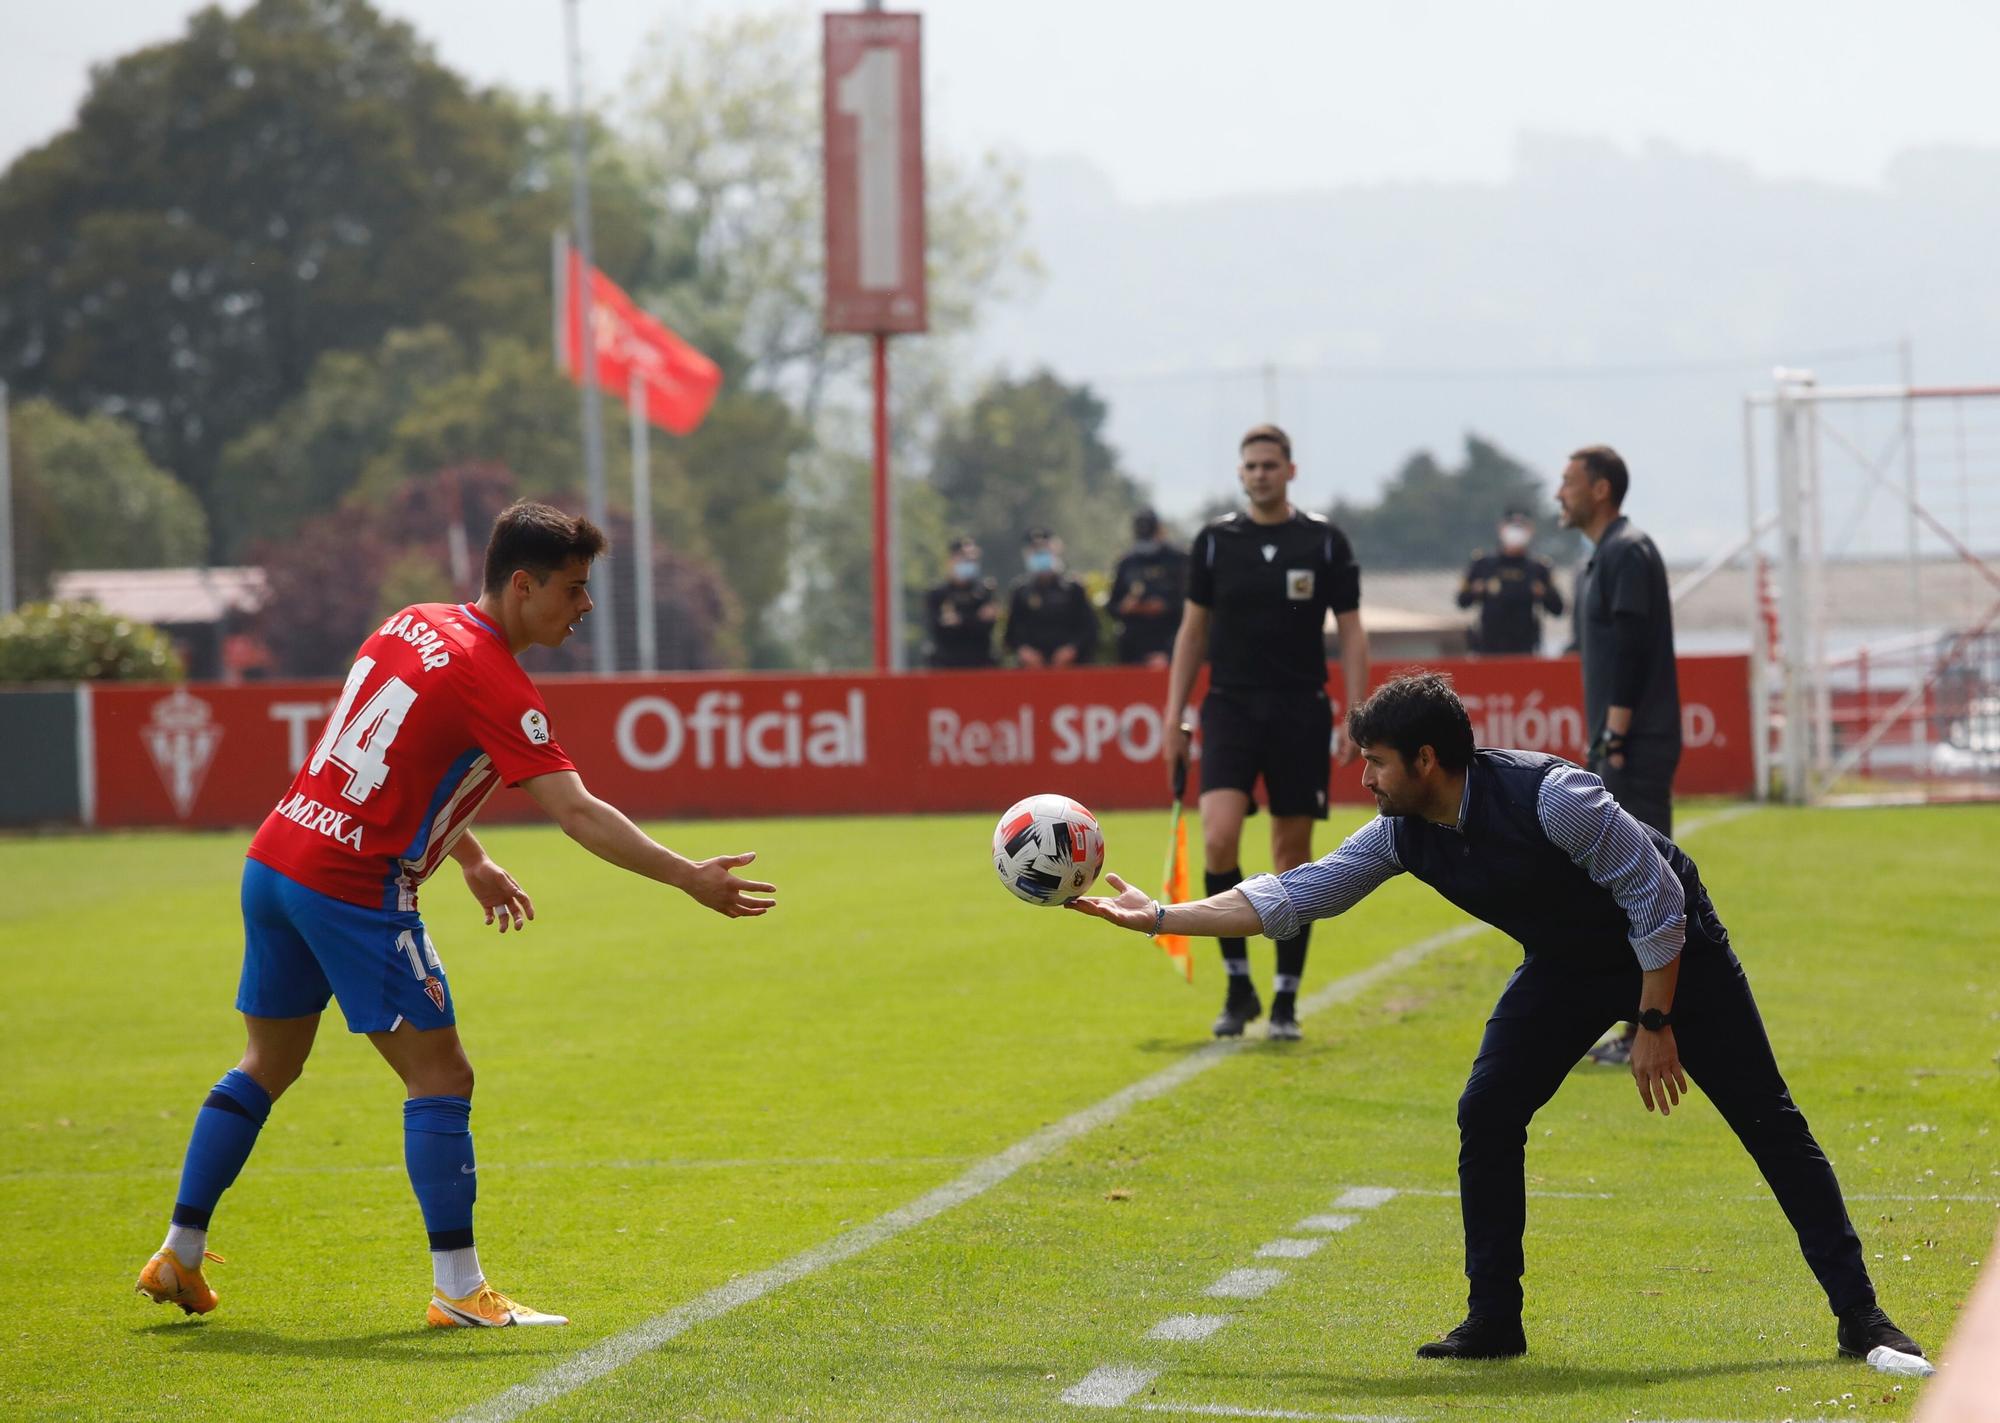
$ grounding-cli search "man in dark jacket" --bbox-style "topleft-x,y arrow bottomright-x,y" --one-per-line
1457,510 -> 1563,655
1004,528 -> 1097,668
1109,509 -> 1187,667
923,536 -> 999,669
1068,673 -> 1926,1369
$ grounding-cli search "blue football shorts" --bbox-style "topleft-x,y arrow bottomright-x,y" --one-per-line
237,859 -> 456,1034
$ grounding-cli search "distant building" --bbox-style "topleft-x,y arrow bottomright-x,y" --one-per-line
51,567 -> 271,681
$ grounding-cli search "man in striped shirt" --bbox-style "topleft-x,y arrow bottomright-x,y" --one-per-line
1071,672 -> 1922,1366
137,502 -> 777,1330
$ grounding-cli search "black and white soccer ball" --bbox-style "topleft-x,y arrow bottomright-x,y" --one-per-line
992,793 -> 1106,906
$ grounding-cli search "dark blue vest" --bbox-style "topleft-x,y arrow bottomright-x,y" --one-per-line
1388,749 -> 1724,965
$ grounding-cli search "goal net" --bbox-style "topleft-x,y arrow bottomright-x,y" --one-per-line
1743,375 -> 2000,806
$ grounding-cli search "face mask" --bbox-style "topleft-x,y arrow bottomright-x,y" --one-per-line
1025,550 -> 1057,574
1499,525 -> 1531,554
952,559 -> 980,581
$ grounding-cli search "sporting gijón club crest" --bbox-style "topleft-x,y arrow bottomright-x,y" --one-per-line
143,689 -> 223,820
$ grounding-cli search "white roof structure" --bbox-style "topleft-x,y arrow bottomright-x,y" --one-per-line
51,567 -> 269,626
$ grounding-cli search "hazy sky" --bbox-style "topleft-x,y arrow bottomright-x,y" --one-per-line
8,0 -> 2000,201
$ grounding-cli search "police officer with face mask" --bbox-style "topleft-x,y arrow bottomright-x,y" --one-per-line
924,536 -> 999,669
1004,528 -> 1098,668
1457,510 -> 1564,655
1109,509 -> 1188,668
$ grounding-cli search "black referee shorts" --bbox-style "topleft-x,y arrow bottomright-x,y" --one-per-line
1198,687 -> 1332,819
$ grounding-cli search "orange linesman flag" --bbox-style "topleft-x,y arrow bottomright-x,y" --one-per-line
1156,758 -> 1195,983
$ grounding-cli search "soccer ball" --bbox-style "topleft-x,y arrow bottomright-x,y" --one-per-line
992,793 -> 1105,906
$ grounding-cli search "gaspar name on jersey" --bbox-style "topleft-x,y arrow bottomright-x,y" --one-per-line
376,611 -> 454,672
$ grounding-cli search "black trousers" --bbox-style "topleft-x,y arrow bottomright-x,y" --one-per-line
1457,937 -> 1875,1320
1591,741 -> 1678,835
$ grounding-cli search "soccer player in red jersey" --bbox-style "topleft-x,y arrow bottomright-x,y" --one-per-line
136,502 -> 776,1328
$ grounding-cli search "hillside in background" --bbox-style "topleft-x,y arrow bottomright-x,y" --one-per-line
977,134 -> 2000,563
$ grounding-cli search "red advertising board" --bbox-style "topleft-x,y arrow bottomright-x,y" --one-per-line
823,11 -> 926,333
87,657 -> 1752,830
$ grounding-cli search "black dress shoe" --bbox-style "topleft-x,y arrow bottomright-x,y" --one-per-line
1837,1304 -> 1924,1359
1415,1314 -> 1528,1359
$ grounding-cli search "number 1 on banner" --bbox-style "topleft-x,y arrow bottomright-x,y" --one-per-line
836,46 -> 901,290
309,656 -> 419,804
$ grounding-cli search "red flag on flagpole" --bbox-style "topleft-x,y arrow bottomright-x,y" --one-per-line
561,248 -> 722,435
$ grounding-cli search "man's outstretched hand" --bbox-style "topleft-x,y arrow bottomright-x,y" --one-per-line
1064,873 -> 1155,932
462,857 -> 535,933
686,851 -> 777,918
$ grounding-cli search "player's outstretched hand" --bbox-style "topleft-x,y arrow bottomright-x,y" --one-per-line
1630,1025 -> 1690,1116
463,857 -> 535,933
1064,873 -> 1156,932
687,851 -> 777,918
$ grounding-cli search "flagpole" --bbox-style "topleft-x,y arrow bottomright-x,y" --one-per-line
630,370 -> 656,673
563,0 -> 614,674
871,332 -> 890,673
0,379 -> 13,616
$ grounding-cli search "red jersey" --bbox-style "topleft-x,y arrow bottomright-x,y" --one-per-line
247,603 -> 575,910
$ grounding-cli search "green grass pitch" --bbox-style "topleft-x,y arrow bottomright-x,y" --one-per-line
2,801 -> 1995,1421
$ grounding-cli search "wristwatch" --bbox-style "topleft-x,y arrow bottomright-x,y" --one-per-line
1636,1007 -> 1674,1032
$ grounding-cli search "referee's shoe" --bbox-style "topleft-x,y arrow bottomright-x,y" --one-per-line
1211,980 -> 1262,1037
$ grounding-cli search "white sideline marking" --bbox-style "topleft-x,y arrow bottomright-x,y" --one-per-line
1138,1405 -> 1411,1422
1062,1366 -> 1160,1407
1254,1238 -> 1324,1259
1294,1214 -> 1360,1232
1204,1268 -> 1287,1299
1145,1313 -> 1235,1342
1399,1186 -> 1614,1200
456,807 -> 1759,1422
1331,1186 -> 1397,1210
452,924 -> 1493,1423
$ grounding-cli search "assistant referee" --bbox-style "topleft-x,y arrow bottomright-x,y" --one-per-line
1162,424 -> 1369,1040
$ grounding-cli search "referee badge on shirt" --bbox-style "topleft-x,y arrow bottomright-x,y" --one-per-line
1285,569 -> 1315,600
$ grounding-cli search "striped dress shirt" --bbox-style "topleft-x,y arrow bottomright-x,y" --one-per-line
1237,763 -> 1688,968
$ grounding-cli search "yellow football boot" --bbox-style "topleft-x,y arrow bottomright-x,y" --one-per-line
426,1282 -> 569,1328
136,1248 -> 224,1315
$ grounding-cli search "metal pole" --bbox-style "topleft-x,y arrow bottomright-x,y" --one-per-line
0,380 -> 12,617
871,332 -> 891,673
1741,396 -> 1767,801
630,371 -> 656,673
1899,338 -> 1925,770
1774,381 -> 1809,804
564,0 -> 614,673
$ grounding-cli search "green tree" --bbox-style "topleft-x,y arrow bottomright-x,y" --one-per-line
928,371 -> 1149,590
210,325 -> 470,555
6,399 -> 208,601
1329,435 -> 1579,569
781,447 -> 945,671
0,602 -> 185,682
0,0 -> 635,521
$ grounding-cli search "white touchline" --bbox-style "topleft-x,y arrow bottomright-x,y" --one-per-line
1137,1405 -> 1412,1422
1294,1214 -> 1361,1232
1145,1314 -> 1236,1342
1331,1186 -> 1397,1210
1204,1268 -> 1288,1299
1254,1238 -> 1325,1259
1062,1366 -> 1161,1408
451,806 -> 1757,1423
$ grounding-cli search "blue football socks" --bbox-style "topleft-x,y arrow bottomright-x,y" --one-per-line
165,1068 -> 273,1259
404,1095 -> 485,1296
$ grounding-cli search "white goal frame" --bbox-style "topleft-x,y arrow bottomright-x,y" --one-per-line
1742,374 -> 2000,806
